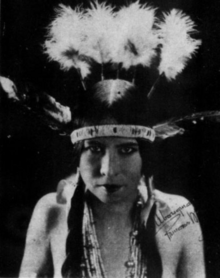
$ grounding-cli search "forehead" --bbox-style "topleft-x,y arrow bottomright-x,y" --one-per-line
83,137 -> 138,146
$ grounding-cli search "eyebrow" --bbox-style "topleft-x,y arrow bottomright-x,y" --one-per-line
84,140 -> 139,147
116,142 -> 139,148
84,140 -> 103,145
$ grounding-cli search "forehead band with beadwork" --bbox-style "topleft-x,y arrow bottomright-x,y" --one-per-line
70,125 -> 156,144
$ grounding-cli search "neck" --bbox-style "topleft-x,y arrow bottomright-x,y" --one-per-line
87,191 -> 136,226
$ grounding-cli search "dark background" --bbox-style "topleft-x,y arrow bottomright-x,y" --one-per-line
1,0 -> 220,277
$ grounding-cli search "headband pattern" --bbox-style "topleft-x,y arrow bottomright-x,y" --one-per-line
71,125 -> 155,144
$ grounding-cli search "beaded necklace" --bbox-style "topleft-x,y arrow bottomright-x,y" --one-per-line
80,199 -> 148,278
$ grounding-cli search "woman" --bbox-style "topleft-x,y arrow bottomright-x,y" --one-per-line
17,2 -> 205,277
18,79 -> 205,278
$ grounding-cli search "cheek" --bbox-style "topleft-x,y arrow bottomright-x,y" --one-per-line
79,155 -> 98,186
122,155 -> 142,182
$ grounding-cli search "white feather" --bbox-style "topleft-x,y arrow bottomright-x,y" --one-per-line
44,4 -> 91,77
115,1 -> 158,68
157,9 -> 201,80
43,95 -> 72,124
82,2 -> 117,64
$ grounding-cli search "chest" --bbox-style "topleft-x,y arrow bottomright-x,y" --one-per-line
50,222 -> 132,278
96,226 -> 131,278
49,217 -> 182,278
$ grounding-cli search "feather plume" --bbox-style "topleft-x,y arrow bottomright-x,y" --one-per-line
153,122 -> 184,139
0,76 -> 18,100
44,4 -> 91,78
44,3 -> 201,83
44,2 -> 158,77
157,9 -> 201,80
114,2 -> 158,68
153,111 -> 220,140
83,2 -> 116,64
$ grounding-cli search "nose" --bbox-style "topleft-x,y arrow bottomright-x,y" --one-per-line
100,150 -> 119,177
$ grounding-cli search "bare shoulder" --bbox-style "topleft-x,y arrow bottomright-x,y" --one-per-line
31,177 -> 77,233
150,190 -> 205,277
154,190 -> 192,210
153,190 -> 202,245
30,192 -> 68,233
19,193 -> 68,277
19,180 -> 77,278
34,192 -> 62,210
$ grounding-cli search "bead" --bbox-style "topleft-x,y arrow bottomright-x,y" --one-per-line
137,199 -> 143,206
125,260 -> 135,268
80,262 -> 86,269
130,230 -> 138,239
132,230 -> 138,236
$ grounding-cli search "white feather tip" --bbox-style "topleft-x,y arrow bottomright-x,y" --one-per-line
157,9 -> 201,80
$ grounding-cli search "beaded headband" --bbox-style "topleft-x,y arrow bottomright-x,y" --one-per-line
70,125 -> 156,144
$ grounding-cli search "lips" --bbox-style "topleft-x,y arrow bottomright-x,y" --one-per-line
100,184 -> 124,193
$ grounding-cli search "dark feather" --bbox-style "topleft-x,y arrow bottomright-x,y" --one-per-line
0,76 -> 72,135
153,111 -> 220,140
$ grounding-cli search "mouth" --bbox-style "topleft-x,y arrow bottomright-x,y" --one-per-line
99,184 -> 124,193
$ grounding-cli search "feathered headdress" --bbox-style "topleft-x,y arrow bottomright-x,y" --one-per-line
44,1 -> 201,90
3,2 -> 220,142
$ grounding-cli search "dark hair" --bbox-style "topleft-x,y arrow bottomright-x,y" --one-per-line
71,79 -> 153,128
61,177 -> 85,278
62,79 -> 155,277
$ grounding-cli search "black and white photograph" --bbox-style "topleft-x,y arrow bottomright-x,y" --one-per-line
1,0 -> 220,277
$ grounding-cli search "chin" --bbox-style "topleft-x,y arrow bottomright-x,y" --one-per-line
90,187 -> 138,205
95,191 -> 122,204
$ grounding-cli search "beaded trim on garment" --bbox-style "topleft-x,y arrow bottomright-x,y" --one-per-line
80,200 -> 148,278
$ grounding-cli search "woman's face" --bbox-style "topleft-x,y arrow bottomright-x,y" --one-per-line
79,137 -> 142,204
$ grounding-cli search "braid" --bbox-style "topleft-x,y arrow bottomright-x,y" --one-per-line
61,178 -> 85,278
140,204 -> 162,278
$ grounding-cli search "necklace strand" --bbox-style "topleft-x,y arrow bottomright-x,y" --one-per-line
81,200 -> 147,278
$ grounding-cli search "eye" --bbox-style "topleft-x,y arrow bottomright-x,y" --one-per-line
87,145 -> 103,154
83,141 -> 105,155
119,146 -> 137,155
